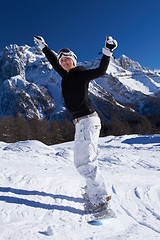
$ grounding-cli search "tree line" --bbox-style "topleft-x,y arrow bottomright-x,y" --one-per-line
0,114 -> 159,145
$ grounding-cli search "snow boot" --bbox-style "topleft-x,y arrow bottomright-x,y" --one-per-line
86,195 -> 112,214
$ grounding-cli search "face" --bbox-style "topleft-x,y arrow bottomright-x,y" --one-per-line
60,57 -> 75,72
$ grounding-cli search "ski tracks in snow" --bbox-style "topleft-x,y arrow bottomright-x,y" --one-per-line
0,135 -> 160,239
98,135 -> 160,239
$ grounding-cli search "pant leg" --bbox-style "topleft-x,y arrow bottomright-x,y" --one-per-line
74,116 -> 108,205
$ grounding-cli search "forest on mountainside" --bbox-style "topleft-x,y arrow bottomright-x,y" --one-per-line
0,114 -> 160,145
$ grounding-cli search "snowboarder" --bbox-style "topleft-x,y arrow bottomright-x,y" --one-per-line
34,35 -> 117,212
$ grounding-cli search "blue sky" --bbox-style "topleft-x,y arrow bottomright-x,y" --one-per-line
0,0 -> 160,69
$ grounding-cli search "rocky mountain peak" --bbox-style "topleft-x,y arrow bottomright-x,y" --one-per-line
117,54 -> 142,70
0,44 -> 160,121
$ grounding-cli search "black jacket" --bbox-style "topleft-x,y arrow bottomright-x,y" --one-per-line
43,46 -> 110,119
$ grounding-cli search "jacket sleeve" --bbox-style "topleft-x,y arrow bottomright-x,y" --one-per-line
80,55 -> 110,82
42,46 -> 66,77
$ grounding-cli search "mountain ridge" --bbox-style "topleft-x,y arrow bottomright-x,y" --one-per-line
0,44 -> 160,121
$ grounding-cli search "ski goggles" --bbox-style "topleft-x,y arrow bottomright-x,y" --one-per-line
57,48 -> 77,61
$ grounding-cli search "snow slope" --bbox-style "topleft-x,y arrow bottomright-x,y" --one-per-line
83,56 -> 160,98
0,135 -> 160,239
1,44 -> 160,119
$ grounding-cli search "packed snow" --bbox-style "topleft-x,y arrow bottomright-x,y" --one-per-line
0,134 -> 160,239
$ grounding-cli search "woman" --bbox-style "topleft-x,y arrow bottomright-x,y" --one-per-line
34,35 -> 117,212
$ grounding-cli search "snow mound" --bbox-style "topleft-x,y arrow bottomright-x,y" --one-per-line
0,135 -> 160,239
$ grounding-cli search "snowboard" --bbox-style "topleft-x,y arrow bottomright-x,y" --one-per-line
87,208 -> 116,225
83,192 -> 116,225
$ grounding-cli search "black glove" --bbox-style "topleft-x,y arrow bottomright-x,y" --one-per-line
102,35 -> 118,56
34,36 -> 48,50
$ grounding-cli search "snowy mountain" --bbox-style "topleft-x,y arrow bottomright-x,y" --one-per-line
0,134 -> 160,239
0,44 -> 160,121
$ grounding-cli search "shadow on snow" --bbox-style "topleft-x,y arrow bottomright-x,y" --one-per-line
122,135 -> 160,145
0,186 -> 85,215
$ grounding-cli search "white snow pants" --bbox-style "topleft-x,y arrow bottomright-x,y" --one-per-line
74,114 -> 108,206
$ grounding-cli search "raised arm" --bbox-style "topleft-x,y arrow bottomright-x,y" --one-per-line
80,35 -> 117,82
33,36 -> 66,77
